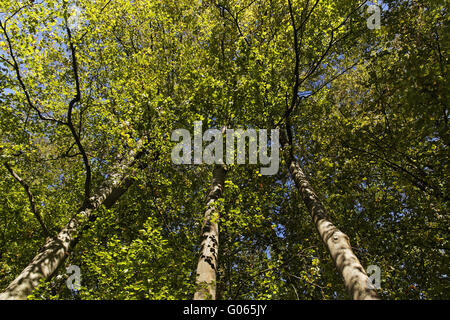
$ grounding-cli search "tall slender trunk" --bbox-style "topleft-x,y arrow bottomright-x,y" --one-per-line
288,159 -> 379,300
193,164 -> 227,300
0,151 -> 145,300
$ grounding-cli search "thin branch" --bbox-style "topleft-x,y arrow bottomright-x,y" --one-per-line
79,0 -> 115,43
287,0 -> 301,114
65,22 -> 92,208
308,60 -> 360,99
296,0 -> 320,32
0,55 -> 14,68
0,21 -> 66,125
276,0 -> 367,129
4,2 -> 35,25
343,142 -> 447,201
3,162 -> 50,237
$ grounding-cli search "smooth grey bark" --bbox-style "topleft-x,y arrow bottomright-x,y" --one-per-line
193,164 -> 227,300
0,151 -> 145,300
288,159 -> 379,300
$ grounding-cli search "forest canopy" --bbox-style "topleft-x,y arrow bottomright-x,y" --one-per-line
0,0 -> 448,300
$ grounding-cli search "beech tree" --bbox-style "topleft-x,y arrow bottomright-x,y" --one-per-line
194,164 -> 227,300
0,0 -> 447,300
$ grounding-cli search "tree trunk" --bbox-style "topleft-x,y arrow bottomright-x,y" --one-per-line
288,159 -> 379,300
0,151 -> 145,300
193,164 -> 227,300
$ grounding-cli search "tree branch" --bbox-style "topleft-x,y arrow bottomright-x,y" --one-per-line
3,162 -> 50,237
0,21 -> 66,125
65,23 -> 92,208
